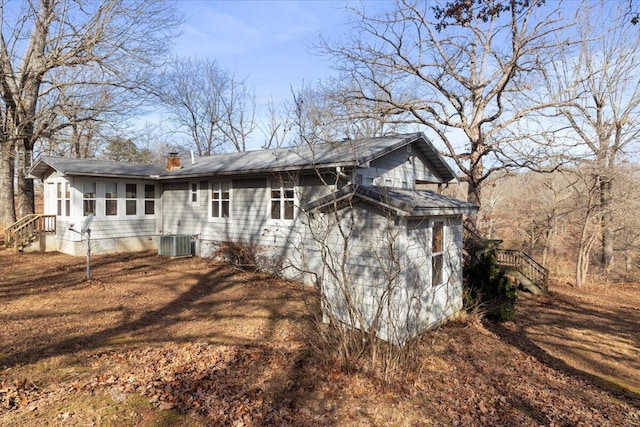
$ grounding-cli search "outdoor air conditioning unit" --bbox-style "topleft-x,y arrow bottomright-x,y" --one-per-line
158,234 -> 192,257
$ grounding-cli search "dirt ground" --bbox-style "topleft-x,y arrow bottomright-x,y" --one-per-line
1,249 -> 639,426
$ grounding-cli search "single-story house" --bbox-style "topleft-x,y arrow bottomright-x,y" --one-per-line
28,133 -> 477,343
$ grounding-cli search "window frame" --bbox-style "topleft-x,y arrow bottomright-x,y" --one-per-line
209,180 -> 231,220
82,181 -> 97,217
104,181 -> 118,216
190,181 -> 199,206
431,220 -> 445,287
144,184 -> 156,216
64,182 -> 70,217
55,181 -> 72,217
56,182 -> 63,216
125,183 -> 137,216
268,176 -> 297,221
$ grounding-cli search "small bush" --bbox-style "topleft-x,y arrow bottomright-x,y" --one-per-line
463,251 -> 517,322
213,241 -> 282,276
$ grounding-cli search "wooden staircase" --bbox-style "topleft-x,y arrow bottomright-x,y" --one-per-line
495,249 -> 548,293
3,214 -> 57,252
464,225 -> 549,294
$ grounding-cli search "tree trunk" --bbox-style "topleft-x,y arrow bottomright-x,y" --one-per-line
16,144 -> 35,218
465,145 -> 483,230
600,176 -> 614,271
0,141 -> 16,227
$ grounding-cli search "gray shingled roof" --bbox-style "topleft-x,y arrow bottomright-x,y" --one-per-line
305,184 -> 478,216
157,133 -> 456,181
29,156 -> 164,179
29,133 -> 457,182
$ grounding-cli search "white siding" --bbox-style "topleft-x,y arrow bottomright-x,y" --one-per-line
42,175 -> 159,255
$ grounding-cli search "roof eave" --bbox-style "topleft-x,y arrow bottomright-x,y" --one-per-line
28,158 -> 59,180
410,206 -> 479,217
158,161 -> 357,180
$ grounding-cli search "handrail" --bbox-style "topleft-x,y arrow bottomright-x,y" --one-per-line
4,214 -> 38,247
4,214 -> 38,234
495,249 -> 548,292
4,214 -> 56,249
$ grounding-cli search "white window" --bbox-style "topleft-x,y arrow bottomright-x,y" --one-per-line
144,184 -> 155,215
365,176 -> 374,185
56,183 -> 63,216
384,178 -> 393,187
211,181 -> 231,218
64,183 -> 70,217
105,182 -> 118,216
83,181 -> 96,216
270,178 -> 295,220
431,220 -> 444,287
125,183 -> 137,215
190,182 -> 199,205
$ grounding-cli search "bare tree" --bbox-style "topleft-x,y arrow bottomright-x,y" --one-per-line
317,0 -> 570,219
35,63 -> 153,159
161,56 -> 256,155
547,1 -> 640,272
0,0 -> 178,227
287,79 -> 406,147
258,98 -> 295,149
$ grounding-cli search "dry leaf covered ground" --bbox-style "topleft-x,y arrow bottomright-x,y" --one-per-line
1,249 -> 639,426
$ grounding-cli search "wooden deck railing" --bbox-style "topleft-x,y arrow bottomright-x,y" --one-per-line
4,214 -> 56,250
495,249 -> 549,292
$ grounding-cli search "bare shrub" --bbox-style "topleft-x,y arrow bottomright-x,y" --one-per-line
213,241 -> 282,276
294,194 -> 464,381
305,307 -> 430,381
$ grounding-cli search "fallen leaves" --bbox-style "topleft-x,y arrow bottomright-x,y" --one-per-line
70,342 -> 321,425
1,251 -> 640,426
0,378 -> 41,412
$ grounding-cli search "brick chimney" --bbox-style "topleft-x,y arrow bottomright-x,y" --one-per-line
166,152 -> 181,171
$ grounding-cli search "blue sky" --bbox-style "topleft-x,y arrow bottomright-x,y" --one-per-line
173,0 -> 358,107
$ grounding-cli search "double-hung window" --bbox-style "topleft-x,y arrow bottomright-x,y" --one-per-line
126,184 -> 137,216
64,183 -> 70,217
144,184 -> 155,215
270,178 -> 295,220
105,182 -> 118,216
83,182 -> 96,216
211,181 -> 230,218
431,220 -> 444,287
56,183 -> 63,216
190,182 -> 199,206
